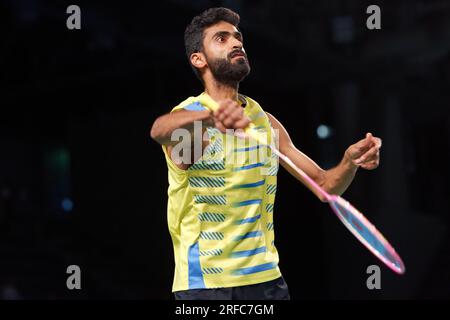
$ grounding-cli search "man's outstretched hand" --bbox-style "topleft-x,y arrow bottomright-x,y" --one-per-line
345,132 -> 382,170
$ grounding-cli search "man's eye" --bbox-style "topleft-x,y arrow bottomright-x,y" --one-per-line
217,36 -> 225,42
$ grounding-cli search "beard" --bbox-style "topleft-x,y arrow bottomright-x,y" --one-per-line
206,50 -> 251,86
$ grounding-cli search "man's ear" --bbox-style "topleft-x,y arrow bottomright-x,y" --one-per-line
190,52 -> 207,69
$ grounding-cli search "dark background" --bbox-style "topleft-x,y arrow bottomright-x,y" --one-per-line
1,0 -> 449,299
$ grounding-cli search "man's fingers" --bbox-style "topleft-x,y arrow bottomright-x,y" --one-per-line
214,107 -> 232,122
355,145 -> 379,164
364,148 -> 380,162
230,108 -> 244,121
222,117 -> 234,128
213,99 -> 247,130
357,134 -> 373,151
213,108 -> 224,121
223,114 -> 249,129
356,132 -> 383,153
360,160 -> 379,170
362,150 -> 380,163
234,117 -> 251,129
215,120 -> 226,133
374,137 -> 382,149
366,133 -> 383,148
214,100 -> 241,123
347,132 -> 382,165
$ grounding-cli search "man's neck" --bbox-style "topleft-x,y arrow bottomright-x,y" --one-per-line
204,79 -> 239,102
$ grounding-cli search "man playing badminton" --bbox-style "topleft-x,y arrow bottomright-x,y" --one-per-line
151,7 -> 382,300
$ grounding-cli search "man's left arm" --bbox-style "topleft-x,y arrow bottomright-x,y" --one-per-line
266,112 -> 382,202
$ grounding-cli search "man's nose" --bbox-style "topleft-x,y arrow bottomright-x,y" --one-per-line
231,37 -> 243,49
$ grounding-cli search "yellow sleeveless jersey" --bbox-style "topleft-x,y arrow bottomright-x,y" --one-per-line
162,92 -> 282,292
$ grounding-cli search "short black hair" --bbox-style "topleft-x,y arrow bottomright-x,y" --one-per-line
184,7 -> 240,81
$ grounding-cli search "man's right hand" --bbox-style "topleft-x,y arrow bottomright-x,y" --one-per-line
212,99 -> 251,133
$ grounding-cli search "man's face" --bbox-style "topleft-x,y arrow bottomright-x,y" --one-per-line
201,21 -> 250,85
